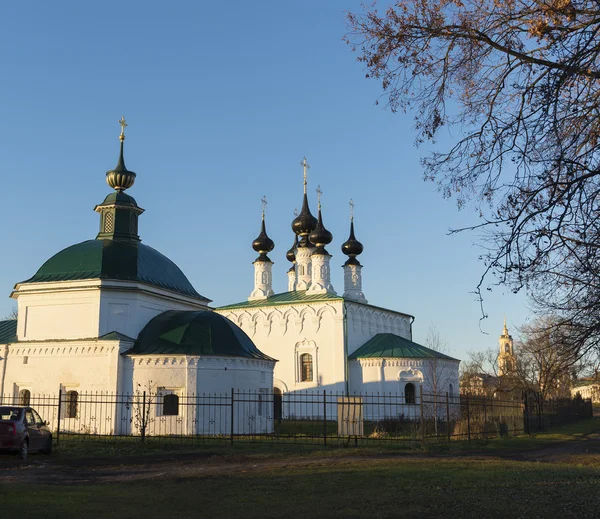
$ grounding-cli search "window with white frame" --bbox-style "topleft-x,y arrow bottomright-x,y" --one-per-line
66,390 -> 78,418
295,339 -> 318,385
300,354 -> 313,382
157,388 -> 182,417
19,389 -> 30,406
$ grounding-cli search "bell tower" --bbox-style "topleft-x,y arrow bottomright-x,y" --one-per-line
497,317 -> 515,376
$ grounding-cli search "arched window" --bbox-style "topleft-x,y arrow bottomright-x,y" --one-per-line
19,389 -> 30,407
405,383 -> 416,404
505,344 -> 510,353
448,384 -> 454,398
66,391 -> 78,418
300,353 -> 313,382
163,394 -> 179,416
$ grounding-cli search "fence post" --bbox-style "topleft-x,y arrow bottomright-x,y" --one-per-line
323,390 -> 327,446
141,391 -> 146,443
445,392 -> 450,443
419,385 -> 425,446
56,387 -> 62,446
230,388 -> 235,446
466,393 -> 471,443
523,391 -> 529,435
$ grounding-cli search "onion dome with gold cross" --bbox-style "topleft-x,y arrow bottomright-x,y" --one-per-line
252,196 -> 275,262
291,157 -> 318,247
309,186 -> 333,255
341,200 -> 364,265
17,118 -> 210,303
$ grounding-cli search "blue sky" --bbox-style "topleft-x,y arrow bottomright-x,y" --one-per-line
0,1 -> 531,359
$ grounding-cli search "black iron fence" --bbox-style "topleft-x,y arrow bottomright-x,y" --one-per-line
0,388 -> 592,447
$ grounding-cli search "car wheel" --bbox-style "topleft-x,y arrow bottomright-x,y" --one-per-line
19,440 -> 28,461
43,437 -> 52,455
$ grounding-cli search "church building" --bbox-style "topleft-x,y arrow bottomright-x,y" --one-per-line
215,158 -> 460,405
0,120 -> 459,432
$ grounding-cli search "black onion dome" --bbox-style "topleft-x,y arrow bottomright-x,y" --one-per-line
286,233 -> 298,263
291,193 -> 318,247
252,218 -> 275,262
341,220 -> 364,265
309,207 -> 333,255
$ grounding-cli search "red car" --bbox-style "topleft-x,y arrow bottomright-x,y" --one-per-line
0,406 -> 52,460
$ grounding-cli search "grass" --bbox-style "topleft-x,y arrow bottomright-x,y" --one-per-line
2,419 -> 599,518
3,457 -> 600,518
45,418 -> 599,461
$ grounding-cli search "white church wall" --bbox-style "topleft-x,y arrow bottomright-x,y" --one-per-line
98,287 -> 209,340
345,302 -> 413,357
349,357 -> 460,420
12,279 -> 209,343
217,301 -> 346,396
14,282 -> 101,341
130,355 -> 275,435
0,338 -> 130,434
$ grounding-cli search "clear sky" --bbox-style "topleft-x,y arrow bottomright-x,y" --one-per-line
0,1 -> 532,360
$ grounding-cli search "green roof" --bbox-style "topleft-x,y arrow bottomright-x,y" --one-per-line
0,319 -> 17,344
349,333 -> 459,361
216,292 -> 413,319
21,240 -> 209,301
217,291 -> 345,310
128,310 -> 275,360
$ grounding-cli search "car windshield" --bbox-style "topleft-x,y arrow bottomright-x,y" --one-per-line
0,407 -> 22,421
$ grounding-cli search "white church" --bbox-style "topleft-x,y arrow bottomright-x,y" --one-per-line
0,121 -> 459,434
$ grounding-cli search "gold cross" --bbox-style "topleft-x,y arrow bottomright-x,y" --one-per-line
300,157 -> 310,193
349,199 -> 355,221
261,195 -> 268,219
118,116 -> 128,141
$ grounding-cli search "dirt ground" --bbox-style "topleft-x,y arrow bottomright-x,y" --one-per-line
1,429 -> 599,486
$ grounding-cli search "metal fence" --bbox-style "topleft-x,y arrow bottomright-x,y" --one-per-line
0,388 -> 592,447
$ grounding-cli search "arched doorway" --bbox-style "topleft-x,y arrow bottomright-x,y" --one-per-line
273,387 -> 282,421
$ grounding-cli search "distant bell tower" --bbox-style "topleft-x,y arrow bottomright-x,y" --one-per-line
497,317 -> 515,376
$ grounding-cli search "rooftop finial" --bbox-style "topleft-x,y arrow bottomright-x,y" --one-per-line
350,198 -> 355,222
503,315 -> 508,335
261,195 -> 268,220
316,185 -> 322,210
293,208 -> 298,217
118,116 -> 128,142
301,156 -> 310,194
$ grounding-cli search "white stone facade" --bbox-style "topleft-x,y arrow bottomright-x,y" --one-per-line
216,300 -> 416,395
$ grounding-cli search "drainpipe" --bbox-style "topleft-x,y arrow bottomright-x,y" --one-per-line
410,316 -> 415,341
343,302 -> 349,395
0,344 -> 8,401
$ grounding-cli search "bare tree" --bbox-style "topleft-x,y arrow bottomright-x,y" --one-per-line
2,308 -> 17,320
423,325 -> 456,430
346,1 -> 600,355
515,318 -> 586,401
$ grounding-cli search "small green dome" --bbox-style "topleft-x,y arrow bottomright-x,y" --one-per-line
130,310 -> 275,359
349,333 -> 459,361
23,240 -> 208,301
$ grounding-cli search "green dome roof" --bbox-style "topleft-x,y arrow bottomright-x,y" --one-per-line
349,333 -> 459,361
22,239 -> 208,301
130,310 -> 275,359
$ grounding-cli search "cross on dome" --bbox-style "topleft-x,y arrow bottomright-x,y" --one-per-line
350,198 -> 355,221
261,195 -> 268,219
118,116 -> 128,142
316,185 -> 322,209
300,156 -> 310,194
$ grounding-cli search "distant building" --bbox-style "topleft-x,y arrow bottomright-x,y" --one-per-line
461,319 -> 518,398
571,377 -> 600,403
